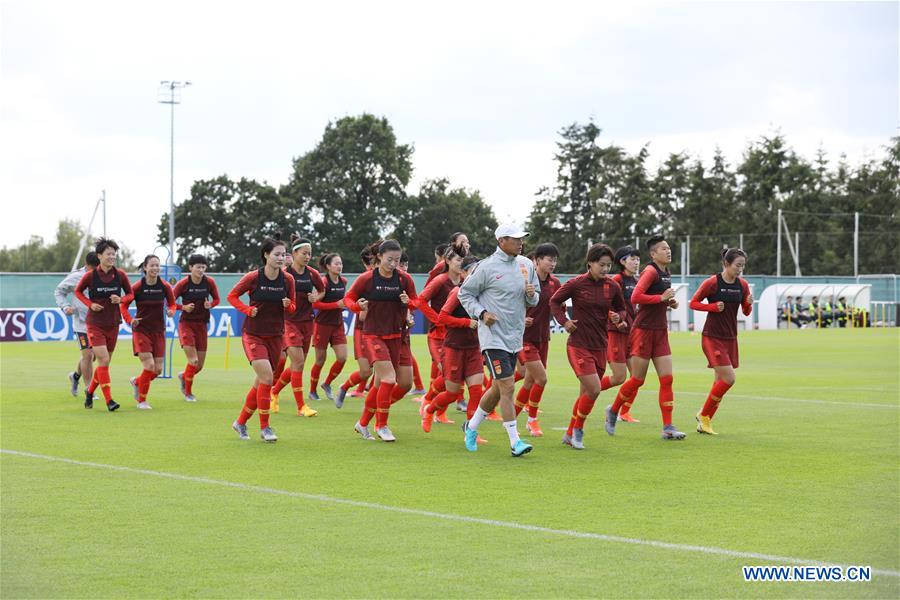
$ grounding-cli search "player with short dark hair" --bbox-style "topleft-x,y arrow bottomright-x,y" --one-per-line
172,253 -> 220,402
309,253 -> 348,403
55,251 -> 100,397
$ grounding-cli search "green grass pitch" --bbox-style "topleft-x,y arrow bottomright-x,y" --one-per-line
1,329 -> 898,598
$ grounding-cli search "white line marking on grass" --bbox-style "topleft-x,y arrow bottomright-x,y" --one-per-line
4,448 -> 898,578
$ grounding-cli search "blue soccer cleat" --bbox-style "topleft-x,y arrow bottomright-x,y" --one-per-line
511,439 -> 533,457
463,421 -> 478,452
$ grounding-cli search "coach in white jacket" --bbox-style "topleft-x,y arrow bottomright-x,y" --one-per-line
458,223 -> 539,457
54,252 -> 99,397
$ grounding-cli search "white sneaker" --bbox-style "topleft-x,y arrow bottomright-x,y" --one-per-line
136,401 -> 152,410
354,422 -> 374,440
130,377 -> 140,402
376,426 -> 396,442
260,427 -> 278,442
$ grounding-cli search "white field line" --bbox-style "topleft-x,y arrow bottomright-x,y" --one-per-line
3,449 -> 898,578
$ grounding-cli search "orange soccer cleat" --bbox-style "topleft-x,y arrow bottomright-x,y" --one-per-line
526,419 -> 543,437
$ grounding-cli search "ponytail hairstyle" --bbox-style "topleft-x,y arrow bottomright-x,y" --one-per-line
449,232 -> 469,257
434,243 -> 449,260
722,247 -> 748,265
260,232 -> 286,264
377,239 -> 402,256
290,233 -> 312,254
94,237 -> 119,255
364,239 -> 385,268
585,242 -> 614,267
140,254 -> 160,274
318,252 -> 340,272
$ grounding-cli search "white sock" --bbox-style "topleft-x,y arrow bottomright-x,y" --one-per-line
504,420 -> 520,446
527,416 -> 536,423
469,407 -> 490,431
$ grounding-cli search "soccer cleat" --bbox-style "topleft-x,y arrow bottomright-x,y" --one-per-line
129,377 -> 140,402
618,411 -> 639,423
354,421 -> 374,440
184,394 -> 197,403
410,388 -> 427,396
136,401 -> 152,410
348,390 -> 365,398
335,387 -> 348,409
511,439 -> 533,457
661,424 -> 686,440
561,432 -> 573,447
232,420 -> 250,440
696,413 -> 718,435
178,372 -> 186,395
68,372 -> 79,397
456,399 -> 468,413
434,412 -> 455,425
463,421 -> 478,452
321,382 -> 334,402
571,428 -> 585,450
271,393 -> 279,413
376,426 -> 396,442
418,400 -> 428,418
84,389 -> 94,409
107,400 -> 120,412
422,411 -> 434,433
298,404 -> 318,418
308,390 -> 320,402
526,419 -> 543,437
260,427 -> 278,443
486,410 -> 502,421
604,405 -> 618,435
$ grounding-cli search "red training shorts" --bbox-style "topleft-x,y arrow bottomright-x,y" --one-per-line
313,322 -> 347,350
442,345 -> 483,384
630,327 -> 671,360
427,333 -> 446,368
242,334 -> 283,367
178,320 -> 209,352
606,329 -> 631,364
87,325 -> 119,353
702,335 -> 739,368
364,334 -> 412,367
283,320 -> 313,355
132,329 -> 165,357
518,340 -> 549,366
566,344 -> 606,378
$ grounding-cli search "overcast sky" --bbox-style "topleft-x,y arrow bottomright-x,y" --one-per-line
1,0 -> 897,258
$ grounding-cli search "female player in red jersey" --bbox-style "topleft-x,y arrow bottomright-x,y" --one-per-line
343,239 -> 418,442
309,252 -> 348,404
421,256 -> 484,432
550,243 -> 627,449
689,248 -> 753,435
513,243 -> 561,437
120,255 -> 177,409
172,253 -> 220,402
416,247 -> 469,423
74,238 -> 133,411
605,235 -> 686,440
602,246 -> 641,422
228,236 -> 296,442
336,245 -> 377,405
271,235 -> 324,417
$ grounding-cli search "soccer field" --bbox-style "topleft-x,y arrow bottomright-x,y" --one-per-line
1,329 -> 898,598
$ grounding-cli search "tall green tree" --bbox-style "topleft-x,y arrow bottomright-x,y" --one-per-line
0,220 -> 134,272
280,114 -> 414,261
390,178 -> 498,271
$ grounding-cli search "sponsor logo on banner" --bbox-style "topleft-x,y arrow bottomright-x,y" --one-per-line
0,310 -> 27,341
29,309 -> 70,342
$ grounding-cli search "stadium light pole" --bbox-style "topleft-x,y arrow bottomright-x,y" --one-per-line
158,81 -> 191,265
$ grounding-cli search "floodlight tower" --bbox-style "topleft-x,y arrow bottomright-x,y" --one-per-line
157,80 -> 191,264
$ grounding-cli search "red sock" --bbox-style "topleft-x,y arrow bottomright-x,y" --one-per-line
291,370 -> 305,409
359,384 -> 378,426
600,375 -> 613,391
273,367 -> 291,394
574,395 -> 597,429
430,362 -> 439,380
566,395 -> 584,436
257,383 -> 273,428
309,363 -> 323,392
390,383 -> 409,405
324,360 -> 345,385
356,376 -> 369,393
183,363 -> 198,395
514,371 -> 524,383
611,377 -> 644,414
412,357 -> 424,390
658,374 -> 674,426
375,381 -> 394,428
425,376 -> 445,402
515,385 -> 530,415
96,366 -> 113,403
702,380 -> 732,418
484,371 -> 493,390
342,371 -> 362,391
427,390 -> 455,414
466,384 -> 483,420
237,386 -> 258,425
527,384 -> 545,419
88,370 -> 99,393
137,368 -> 155,402
273,356 -> 287,382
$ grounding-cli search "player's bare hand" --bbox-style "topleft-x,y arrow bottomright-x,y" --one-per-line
64,306 -> 74,315
337,300 -> 346,309
357,299 -> 369,311
249,307 -> 259,317
282,297 -> 291,308
669,300 -> 679,309
564,319 -> 578,333
716,301 -> 725,312
469,319 -> 478,329
90,303 -> 103,312
166,308 -> 175,317
307,292 -> 317,303
609,311 -> 621,324
183,303 -> 196,313
110,294 -> 121,304
399,291 -> 410,305
524,317 -> 534,327
525,283 -> 535,297
660,288 -> 675,302
745,293 -> 754,305
131,317 -> 141,327
204,299 -> 212,309
616,320 -> 627,331
482,312 -> 499,326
